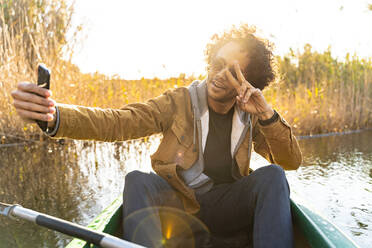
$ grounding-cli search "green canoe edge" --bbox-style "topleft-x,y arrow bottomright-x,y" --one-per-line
290,200 -> 359,248
65,196 -> 360,248
65,196 -> 123,248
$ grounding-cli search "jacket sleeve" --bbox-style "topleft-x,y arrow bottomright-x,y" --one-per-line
252,112 -> 302,170
50,88 -> 184,142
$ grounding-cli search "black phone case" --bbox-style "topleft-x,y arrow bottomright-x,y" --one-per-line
36,65 -> 51,132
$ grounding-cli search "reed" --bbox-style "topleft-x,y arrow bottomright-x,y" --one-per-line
269,45 -> 372,135
1,1 -> 371,140
0,0 -> 77,139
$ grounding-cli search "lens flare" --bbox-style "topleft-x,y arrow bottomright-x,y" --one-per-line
124,206 -> 210,248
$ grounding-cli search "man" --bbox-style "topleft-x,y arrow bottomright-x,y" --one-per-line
11,24 -> 302,247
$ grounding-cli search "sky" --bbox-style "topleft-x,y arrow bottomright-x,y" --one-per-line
70,0 -> 372,79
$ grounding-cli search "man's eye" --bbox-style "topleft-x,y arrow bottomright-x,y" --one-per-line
211,63 -> 223,71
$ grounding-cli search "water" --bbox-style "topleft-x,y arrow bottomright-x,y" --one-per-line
0,131 -> 371,247
289,131 -> 372,247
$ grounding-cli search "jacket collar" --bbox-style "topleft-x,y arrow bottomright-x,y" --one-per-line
191,79 -> 251,156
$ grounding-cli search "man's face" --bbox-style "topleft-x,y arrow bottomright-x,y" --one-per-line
206,41 -> 249,103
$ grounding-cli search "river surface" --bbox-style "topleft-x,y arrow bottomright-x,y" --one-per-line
0,130 -> 371,247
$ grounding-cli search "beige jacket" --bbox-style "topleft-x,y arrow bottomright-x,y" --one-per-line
52,81 -> 302,214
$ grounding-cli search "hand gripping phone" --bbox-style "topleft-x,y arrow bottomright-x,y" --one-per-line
36,64 -> 51,132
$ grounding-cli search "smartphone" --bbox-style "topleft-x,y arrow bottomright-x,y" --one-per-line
36,64 -> 51,132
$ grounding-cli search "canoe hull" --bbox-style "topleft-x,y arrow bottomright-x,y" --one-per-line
66,196 -> 359,248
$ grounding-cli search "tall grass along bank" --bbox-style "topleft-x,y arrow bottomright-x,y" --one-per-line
1,1 -> 371,141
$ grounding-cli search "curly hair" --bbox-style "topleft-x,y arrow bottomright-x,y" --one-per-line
205,24 -> 275,90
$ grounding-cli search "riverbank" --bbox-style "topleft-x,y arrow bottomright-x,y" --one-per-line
2,50 -> 372,138
0,67 -> 372,137
1,2 -> 371,138
1,126 -> 371,151
1,54 -> 371,139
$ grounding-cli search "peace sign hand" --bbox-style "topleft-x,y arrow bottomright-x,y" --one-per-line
226,62 -> 274,120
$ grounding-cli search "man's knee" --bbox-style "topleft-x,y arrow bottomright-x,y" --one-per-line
123,170 -> 153,197
124,170 -> 148,187
255,164 -> 285,179
263,164 -> 286,179
124,170 -> 171,196
254,164 -> 289,193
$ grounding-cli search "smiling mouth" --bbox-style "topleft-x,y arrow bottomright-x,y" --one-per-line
212,79 -> 225,89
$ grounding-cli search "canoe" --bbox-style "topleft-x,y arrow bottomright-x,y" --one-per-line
65,196 -> 360,248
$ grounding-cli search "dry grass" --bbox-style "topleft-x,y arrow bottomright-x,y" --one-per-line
1,2 -> 371,140
269,45 -> 372,135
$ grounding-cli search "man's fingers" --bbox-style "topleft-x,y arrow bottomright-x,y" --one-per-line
12,90 -> 55,107
13,99 -> 55,114
237,88 -> 260,105
234,62 -> 245,84
17,82 -> 51,97
239,84 -> 248,98
11,81 -> 56,124
16,108 -> 54,122
250,88 -> 262,98
234,62 -> 254,89
242,89 -> 253,103
225,68 -> 241,91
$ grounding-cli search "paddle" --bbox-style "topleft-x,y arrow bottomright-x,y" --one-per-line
0,202 -> 145,248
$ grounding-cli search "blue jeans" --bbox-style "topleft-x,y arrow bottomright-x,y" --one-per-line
123,165 -> 294,248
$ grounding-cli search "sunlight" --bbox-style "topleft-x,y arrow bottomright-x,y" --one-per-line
71,0 -> 372,79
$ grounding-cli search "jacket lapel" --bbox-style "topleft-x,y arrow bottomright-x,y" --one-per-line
194,79 -> 250,157
231,106 -> 248,156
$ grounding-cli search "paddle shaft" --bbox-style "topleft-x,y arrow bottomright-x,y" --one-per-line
0,203 -> 144,248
